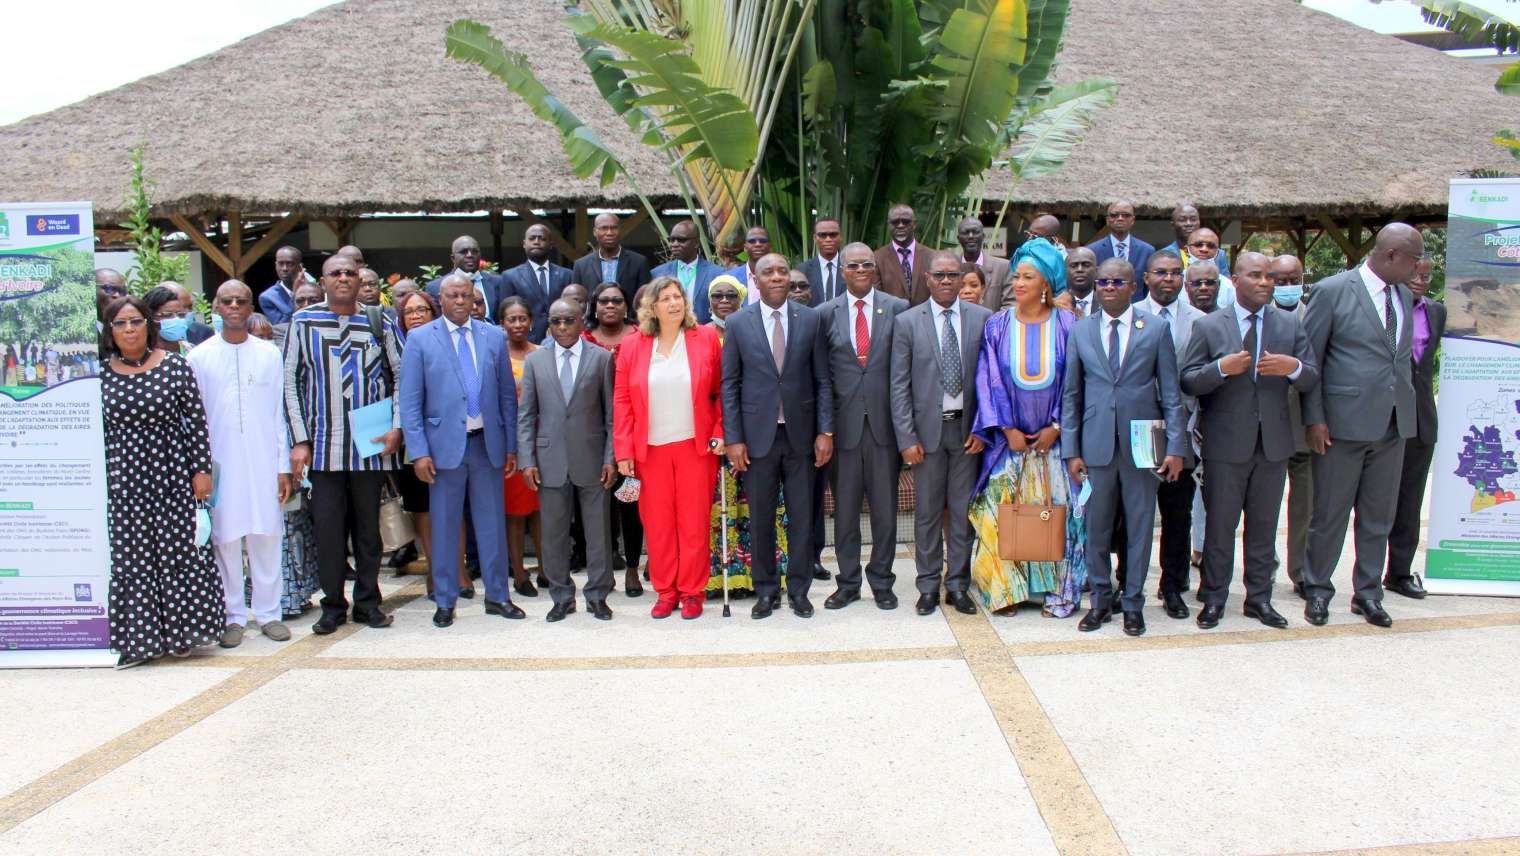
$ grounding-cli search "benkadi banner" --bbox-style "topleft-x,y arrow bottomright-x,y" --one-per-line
0,201 -> 115,667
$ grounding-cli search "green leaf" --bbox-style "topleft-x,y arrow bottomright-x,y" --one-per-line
999,78 -> 1118,182
1493,128 -> 1520,159
1017,0 -> 1072,104
1416,1 -> 1520,53
801,59 -> 837,120
444,19 -> 628,186
1496,58 -> 1520,94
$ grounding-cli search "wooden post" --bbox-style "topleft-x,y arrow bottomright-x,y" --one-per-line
516,210 -> 577,260
617,209 -> 649,241
169,213 -> 235,277
489,210 -> 504,266
226,212 -> 243,278
236,213 -> 305,279
573,206 -> 590,259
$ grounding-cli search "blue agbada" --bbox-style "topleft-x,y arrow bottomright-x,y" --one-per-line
1011,239 -> 1068,296
971,308 -> 1076,495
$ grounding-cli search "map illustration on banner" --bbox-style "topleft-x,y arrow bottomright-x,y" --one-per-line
1425,179 -> 1520,596
0,201 -> 114,668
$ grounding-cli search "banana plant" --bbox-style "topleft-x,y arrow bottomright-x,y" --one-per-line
1399,0 -> 1520,158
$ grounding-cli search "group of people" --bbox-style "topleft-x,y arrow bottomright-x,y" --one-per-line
93,201 -> 1445,667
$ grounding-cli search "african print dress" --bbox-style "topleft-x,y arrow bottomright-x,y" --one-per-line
707,461 -> 789,597
968,309 -> 1086,616
102,353 -> 226,664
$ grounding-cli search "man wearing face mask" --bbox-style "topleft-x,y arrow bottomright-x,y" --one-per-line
165,282 -> 215,345
1268,254 -> 1315,598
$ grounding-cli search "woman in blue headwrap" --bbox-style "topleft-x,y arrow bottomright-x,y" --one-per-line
968,239 -> 1085,617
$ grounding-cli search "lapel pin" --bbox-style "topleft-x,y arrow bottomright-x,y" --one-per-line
1135,319 -> 1145,330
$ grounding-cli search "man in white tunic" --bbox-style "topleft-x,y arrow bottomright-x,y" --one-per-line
188,280 -> 293,646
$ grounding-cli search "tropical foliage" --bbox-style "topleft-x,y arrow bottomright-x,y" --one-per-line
1396,1 -> 1520,159
446,0 -> 1115,258
121,145 -> 191,298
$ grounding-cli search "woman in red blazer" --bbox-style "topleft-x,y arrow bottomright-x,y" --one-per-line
614,277 -> 725,619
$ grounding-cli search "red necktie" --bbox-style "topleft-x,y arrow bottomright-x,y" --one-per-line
855,299 -> 870,366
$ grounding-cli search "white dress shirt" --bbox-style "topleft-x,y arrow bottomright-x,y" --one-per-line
1140,295 -> 1190,352
1110,234 -> 1131,261
1217,301 -> 1302,381
528,260 -> 552,300
1097,305 -> 1135,363
1070,293 -> 1094,317
935,300 -> 964,412
444,317 -> 484,431
817,255 -> 839,302
1358,261 -> 1403,346
647,333 -> 694,446
848,288 -> 876,353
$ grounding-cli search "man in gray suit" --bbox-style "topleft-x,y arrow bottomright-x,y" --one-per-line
819,243 -> 909,611
1181,252 -> 1320,629
517,299 -> 617,621
1268,254 -> 1315,599
954,217 -> 1011,311
1062,258 -> 1187,637
1301,224 -> 1423,628
890,253 -> 991,614
1386,255 -> 1446,599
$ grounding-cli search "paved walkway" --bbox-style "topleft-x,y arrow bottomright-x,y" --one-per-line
3,528 -> 1519,855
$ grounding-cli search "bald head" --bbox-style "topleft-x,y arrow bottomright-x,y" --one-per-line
957,217 -> 987,258
1028,214 -> 1061,240
1171,203 -> 1200,244
215,279 -> 252,300
164,282 -> 194,308
1368,222 -> 1425,286
1065,246 -> 1097,298
337,245 -> 364,265
451,235 -> 482,273
214,279 -> 253,336
593,213 -> 622,253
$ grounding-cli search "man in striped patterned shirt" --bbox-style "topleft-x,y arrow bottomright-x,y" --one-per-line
284,253 -> 405,634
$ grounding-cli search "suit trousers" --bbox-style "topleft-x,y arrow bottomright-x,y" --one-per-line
744,424 -> 817,601
1085,459 -> 1162,613
540,482 -> 613,605
308,470 -> 385,621
912,414 -> 978,595
809,458 -> 833,566
1199,449 -> 1287,608
1304,419 -> 1406,603
1387,437 -> 1435,581
640,441 -> 718,599
1156,467 -> 1197,595
428,434 -> 510,609
1281,451 -> 1314,583
214,533 -> 281,625
832,421 -> 900,594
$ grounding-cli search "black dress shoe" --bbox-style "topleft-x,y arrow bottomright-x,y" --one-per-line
311,614 -> 346,635
812,562 -> 831,581
587,600 -> 613,621
536,572 -> 551,588
751,599 -> 773,619
1292,580 -> 1307,601
1243,601 -> 1289,628
790,596 -> 814,618
1304,596 -> 1329,626
1162,592 -> 1190,620
1078,607 -> 1112,632
484,599 -> 526,619
458,586 -> 476,600
1383,575 -> 1427,599
915,593 -> 938,615
946,590 -> 976,615
546,601 -> 575,623
353,610 -> 393,628
1350,596 -> 1393,627
513,580 -> 537,598
1196,603 -> 1224,629
874,590 -> 899,610
1122,610 -> 1146,637
433,607 -> 455,628
824,588 -> 859,610
768,593 -> 783,610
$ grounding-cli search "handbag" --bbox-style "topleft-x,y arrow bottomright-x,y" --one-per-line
996,452 -> 1066,563
378,476 -> 416,553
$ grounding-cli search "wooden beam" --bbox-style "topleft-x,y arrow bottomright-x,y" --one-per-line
235,212 -> 304,279
323,218 -> 356,243
516,210 -> 577,260
489,210 -> 504,266
617,208 -> 649,240
1314,214 -> 1359,262
573,207 -> 590,258
226,212 -> 243,275
169,213 -> 235,277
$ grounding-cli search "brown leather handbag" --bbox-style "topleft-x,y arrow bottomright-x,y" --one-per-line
997,455 -> 1066,563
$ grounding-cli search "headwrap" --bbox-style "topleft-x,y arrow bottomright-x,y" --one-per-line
707,274 -> 746,330
1012,239 -> 1068,296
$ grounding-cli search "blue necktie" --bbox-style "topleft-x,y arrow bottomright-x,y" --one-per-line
456,326 -> 481,419
1108,319 -> 1122,378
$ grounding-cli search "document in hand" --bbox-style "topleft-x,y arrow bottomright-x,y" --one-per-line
349,397 -> 394,458
1129,419 -> 1166,469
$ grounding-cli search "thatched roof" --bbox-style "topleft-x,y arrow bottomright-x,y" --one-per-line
0,0 -> 1513,222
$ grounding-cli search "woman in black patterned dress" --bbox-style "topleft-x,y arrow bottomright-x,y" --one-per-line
100,296 -> 225,669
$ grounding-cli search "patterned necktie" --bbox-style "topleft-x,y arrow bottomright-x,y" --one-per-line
456,326 -> 481,419
899,247 -> 912,283
855,299 -> 870,366
560,347 -> 575,402
1076,297 -> 1089,315
825,261 -> 835,301
1115,240 -> 1127,261
1383,289 -> 1397,353
1108,318 -> 1122,378
940,308 -> 962,397
1244,313 -> 1259,382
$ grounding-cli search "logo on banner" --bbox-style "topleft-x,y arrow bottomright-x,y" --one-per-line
25,214 -> 80,236
0,213 -> 9,239
73,584 -> 92,602
1471,188 -> 1510,205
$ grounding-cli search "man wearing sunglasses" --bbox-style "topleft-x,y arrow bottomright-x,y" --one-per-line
503,224 -> 574,343
874,204 -> 940,304
796,217 -> 844,307
724,225 -> 773,305
573,212 -> 652,312
1158,203 -> 1232,277
652,219 -> 725,322
94,268 -> 127,327
1179,228 -> 1237,310
1086,201 -> 1155,293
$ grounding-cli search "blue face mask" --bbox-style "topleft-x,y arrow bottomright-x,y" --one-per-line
1272,285 -> 1303,308
158,317 -> 189,342
210,313 -> 224,334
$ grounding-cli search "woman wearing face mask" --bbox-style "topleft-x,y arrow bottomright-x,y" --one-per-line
144,286 -> 193,354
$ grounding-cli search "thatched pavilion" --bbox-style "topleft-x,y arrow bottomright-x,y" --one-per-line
0,0 -> 1512,286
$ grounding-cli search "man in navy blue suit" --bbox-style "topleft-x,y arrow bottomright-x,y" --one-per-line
651,220 -> 725,322
427,236 -> 506,322
502,224 -> 574,342
400,274 -> 526,628
1086,201 -> 1155,302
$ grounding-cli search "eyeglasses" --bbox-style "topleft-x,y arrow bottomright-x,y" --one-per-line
710,291 -> 740,301
887,218 -> 913,227
1189,242 -> 1219,251
815,231 -> 840,239
295,297 -> 322,308
927,271 -> 959,281
1188,278 -> 1220,287
744,236 -> 769,244
110,317 -> 147,330
1149,270 -> 1183,279
843,261 -> 876,270
402,306 -> 433,317
218,296 -> 251,306
328,269 -> 359,279
595,295 -> 624,305
1273,278 -> 1304,286
548,316 -> 579,326
100,285 -> 126,297
154,311 -> 188,320
1106,211 -> 1136,219
1095,279 -> 1131,288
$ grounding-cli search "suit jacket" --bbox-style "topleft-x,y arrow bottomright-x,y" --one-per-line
1301,268 -> 1416,442
797,255 -> 843,307
399,318 -> 517,471
821,290 -> 909,450
952,253 -> 1012,310
612,326 -> 724,464
1283,302 -> 1311,453
517,341 -> 614,487
501,260 -> 574,342
1180,305 -> 1320,464
875,241 -> 941,304
1138,296 -> 1207,463
1060,308 -> 1187,467
258,282 -> 295,326
572,248 -> 653,310
187,318 -> 215,346
651,257 -> 725,323
427,270 -> 508,321
721,301 -> 834,459
889,299 -> 991,452
1088,234 -> 1156,285
1412,298 -> 1447,445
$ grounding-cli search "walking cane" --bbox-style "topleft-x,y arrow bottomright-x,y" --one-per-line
721,465 -> 731,617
